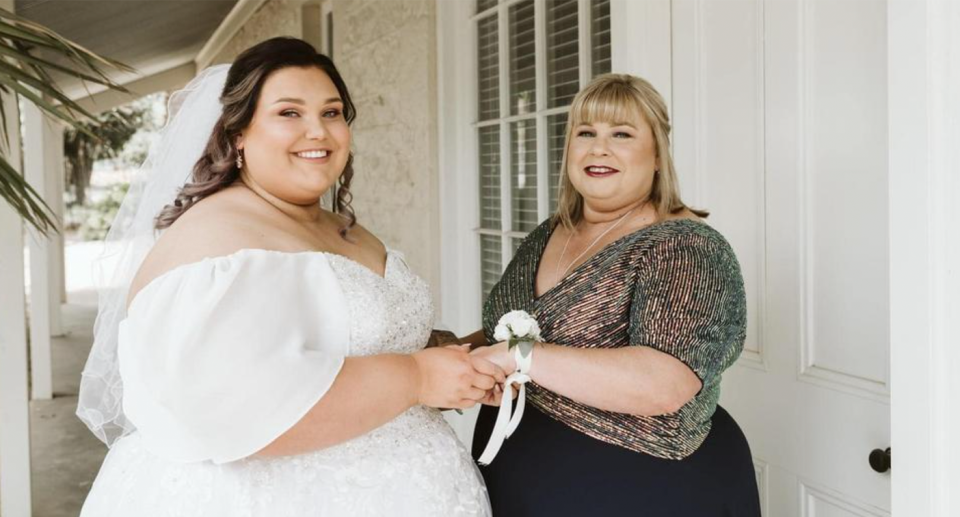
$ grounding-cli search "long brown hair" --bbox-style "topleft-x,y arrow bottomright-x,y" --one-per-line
155,37 -> 358,236
553,74 -> 706,230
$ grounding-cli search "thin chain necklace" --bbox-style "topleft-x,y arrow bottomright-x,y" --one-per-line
554,202 -> 644,284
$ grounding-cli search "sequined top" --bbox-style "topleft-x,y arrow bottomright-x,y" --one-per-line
482,219 -> 747,460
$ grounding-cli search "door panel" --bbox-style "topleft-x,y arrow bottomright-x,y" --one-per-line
802,0 -> 889,398
671,0 -> 891,515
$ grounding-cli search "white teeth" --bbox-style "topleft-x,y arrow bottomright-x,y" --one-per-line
296,150 -> 329,159
587,166 -> 615,173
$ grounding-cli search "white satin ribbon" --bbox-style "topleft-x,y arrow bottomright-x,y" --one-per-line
477,342 -> 533,465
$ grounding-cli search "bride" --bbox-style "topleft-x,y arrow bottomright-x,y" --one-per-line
77,37 -> 496,516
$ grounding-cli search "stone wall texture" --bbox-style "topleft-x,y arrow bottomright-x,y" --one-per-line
210,0 -> 302,65
332,0 -> 442,308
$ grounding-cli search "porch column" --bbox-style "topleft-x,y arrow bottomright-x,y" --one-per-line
46,122 -> 65,337
0,1 -> 35,513
23,98 -> 55,401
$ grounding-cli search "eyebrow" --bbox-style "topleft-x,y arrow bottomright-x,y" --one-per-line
272,97 -> 343,105
577,121 -> 637,128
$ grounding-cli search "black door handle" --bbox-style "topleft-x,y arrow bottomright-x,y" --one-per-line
869,447 -> 891,473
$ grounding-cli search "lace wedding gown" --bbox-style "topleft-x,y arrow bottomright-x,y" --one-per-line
80,249 -> 490,516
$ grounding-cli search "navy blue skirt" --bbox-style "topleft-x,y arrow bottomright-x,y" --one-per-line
473,404 -> 761,517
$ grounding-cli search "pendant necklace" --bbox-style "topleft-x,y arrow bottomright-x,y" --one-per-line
554,202 -> 645,285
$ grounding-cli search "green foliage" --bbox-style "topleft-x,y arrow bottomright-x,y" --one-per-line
0,6 -> 132,234
64,103 -> 145,205
72,181 -> 128,241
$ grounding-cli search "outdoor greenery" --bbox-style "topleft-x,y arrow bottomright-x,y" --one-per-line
66,181 -> 128,241
62,92 -> 167,242
0,6 -> 131,234
64,102 -> 145,206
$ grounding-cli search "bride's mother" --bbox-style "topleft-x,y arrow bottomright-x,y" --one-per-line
467,74 -> 761,516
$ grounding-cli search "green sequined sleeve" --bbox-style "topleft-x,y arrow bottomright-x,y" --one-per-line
628,229 -> 747,390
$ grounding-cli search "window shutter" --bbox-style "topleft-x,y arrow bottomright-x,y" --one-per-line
472,0 -> 613,304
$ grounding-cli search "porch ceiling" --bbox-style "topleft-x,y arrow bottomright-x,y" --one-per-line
14,0 -> 238,99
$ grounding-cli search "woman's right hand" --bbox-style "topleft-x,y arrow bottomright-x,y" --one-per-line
411,345 -> 503,409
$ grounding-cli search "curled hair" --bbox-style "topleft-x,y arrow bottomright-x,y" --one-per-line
553,73 -> 707,230
156,37 -> 358,235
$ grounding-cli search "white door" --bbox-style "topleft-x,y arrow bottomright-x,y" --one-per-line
670,0 -> 891,515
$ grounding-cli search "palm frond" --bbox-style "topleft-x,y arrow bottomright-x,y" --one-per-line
0,154 -> 56,233
0,43 -> 130,90
0,5 -> 133,235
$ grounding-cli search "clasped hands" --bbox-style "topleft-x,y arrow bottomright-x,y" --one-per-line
414,336 -> 519,410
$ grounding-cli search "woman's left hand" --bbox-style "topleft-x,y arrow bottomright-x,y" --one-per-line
471,342 -> 514,406
473,341 -> 540,406
469,341 -> 518,377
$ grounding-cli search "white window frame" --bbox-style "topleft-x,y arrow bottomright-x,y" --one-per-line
298,0 -> 323,54
302,0 -> 336,208
321,0 -> 334,57
438,0 -> 664,333
609,0 -> 671,107
291,0 -> 334,73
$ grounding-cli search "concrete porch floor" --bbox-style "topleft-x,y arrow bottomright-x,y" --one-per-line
30,288 -> 107,517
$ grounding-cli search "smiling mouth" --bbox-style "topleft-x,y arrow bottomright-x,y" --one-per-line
294,150 -> 330,159
584,165 -> 619,177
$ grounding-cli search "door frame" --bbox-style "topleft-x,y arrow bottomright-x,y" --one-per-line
888,1 -> 959,515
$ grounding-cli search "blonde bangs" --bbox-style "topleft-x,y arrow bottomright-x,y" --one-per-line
569,80 -> 649,131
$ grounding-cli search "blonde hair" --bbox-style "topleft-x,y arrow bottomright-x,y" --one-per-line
553,73 -> 707,230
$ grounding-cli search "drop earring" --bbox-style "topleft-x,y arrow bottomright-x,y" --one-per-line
236,149 -> 244,169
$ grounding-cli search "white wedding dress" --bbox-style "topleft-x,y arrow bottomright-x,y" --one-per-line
80,248 -> 490,517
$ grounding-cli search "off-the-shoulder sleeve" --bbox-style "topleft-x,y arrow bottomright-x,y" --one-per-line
117,250 -> 349,464
628,231 -> 747,390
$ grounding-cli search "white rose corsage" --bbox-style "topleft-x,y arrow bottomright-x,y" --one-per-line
477,310 -> 542,465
